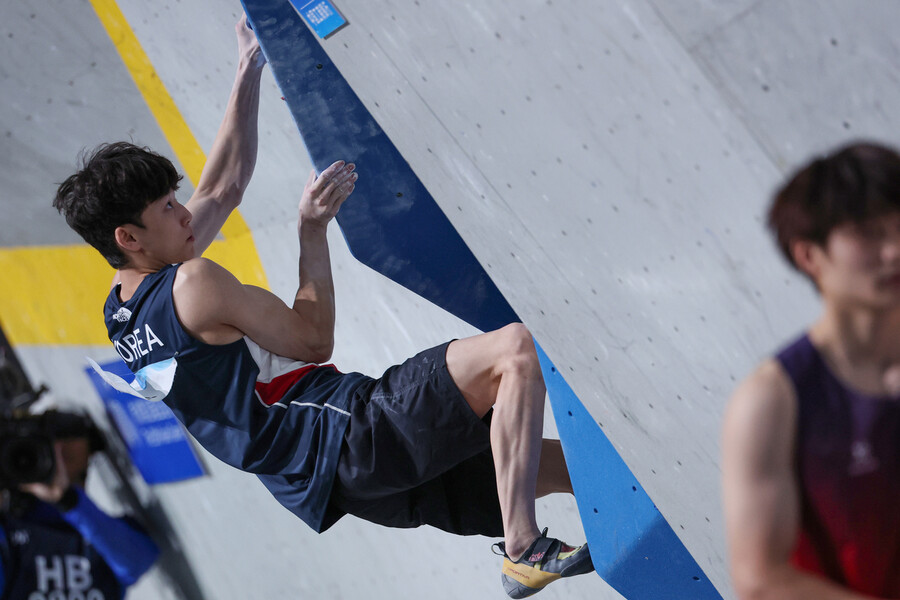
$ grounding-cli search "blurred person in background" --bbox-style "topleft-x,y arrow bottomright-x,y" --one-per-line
723,142 -> 900,599
0,410 -> 159,600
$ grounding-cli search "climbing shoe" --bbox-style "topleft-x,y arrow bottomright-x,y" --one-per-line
492,528 -> 594,598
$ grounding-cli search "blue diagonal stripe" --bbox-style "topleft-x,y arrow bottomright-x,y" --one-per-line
241,1 -> 722,597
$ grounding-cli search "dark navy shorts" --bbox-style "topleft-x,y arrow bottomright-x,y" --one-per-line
330,341 -> 504,537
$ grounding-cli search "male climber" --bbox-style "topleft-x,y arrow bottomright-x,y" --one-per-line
723,142 -> 900,598
53,16 -> 593,598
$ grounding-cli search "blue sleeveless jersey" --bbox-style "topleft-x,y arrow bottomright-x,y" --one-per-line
776,335 -> 900,596
102,263 -> 368,532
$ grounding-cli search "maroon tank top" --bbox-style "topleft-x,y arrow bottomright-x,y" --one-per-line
777,334 -> 900,596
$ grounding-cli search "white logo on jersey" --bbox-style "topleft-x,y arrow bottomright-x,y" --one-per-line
11,529 -> 29,545
112,307 -> 132,323
849,440 -> 880,476
33,554 -> 104,599
113,324 -> 165,363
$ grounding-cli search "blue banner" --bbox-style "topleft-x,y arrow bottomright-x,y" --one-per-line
85,359 -> 204,485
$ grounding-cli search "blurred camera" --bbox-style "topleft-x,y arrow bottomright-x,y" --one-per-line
0,412 -> 99,487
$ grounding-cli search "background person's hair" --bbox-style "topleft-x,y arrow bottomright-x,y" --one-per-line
768,141 -> 900,273
53,142 -> 183,268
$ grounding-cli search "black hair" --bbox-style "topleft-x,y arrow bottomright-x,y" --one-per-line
768,141 -> 900,270
53,142 -> 183,268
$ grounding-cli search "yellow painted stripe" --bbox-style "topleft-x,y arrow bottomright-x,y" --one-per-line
89,0 -> 206,186
88,0 -> 254,242
0,0 -> 268,346
0,247 -> 115,346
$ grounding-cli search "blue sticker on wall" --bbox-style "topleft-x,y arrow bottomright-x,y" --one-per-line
290,0 -> 347,38
85,359 -> 205,485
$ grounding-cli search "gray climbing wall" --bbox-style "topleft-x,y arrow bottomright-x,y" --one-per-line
3,0 -> 899,598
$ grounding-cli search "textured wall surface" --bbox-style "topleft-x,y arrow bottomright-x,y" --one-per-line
3,0 -> 900,598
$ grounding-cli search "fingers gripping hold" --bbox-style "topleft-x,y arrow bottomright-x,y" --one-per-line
236,14 -> 266,68
315,160 -> 357,203
299,160 -> 357,225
